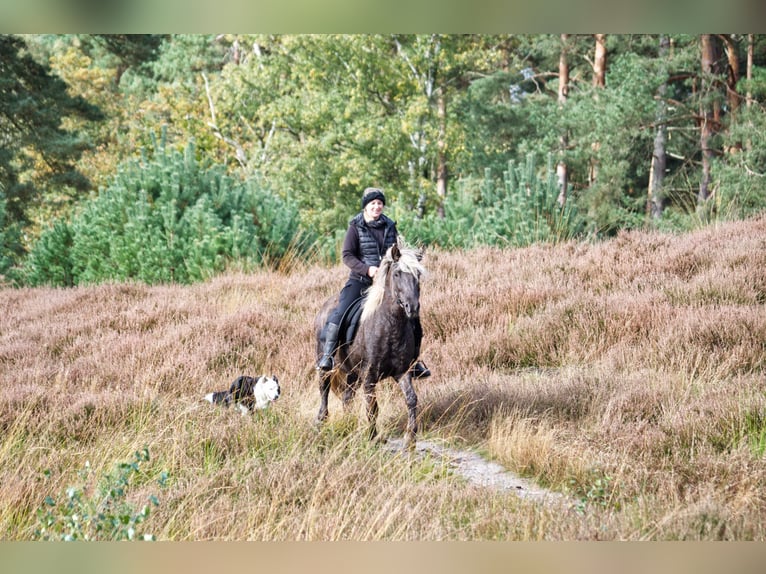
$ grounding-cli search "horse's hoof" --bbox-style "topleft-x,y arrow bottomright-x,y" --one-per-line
401,431 -> 418,451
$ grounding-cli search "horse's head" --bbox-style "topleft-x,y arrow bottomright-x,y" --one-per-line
388,242 -> 423,318
361,237 -> 426,323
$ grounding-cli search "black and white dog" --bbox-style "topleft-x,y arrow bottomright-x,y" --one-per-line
204,375 -> 281,414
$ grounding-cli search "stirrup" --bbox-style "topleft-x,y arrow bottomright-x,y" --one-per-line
317,355 -> 334,371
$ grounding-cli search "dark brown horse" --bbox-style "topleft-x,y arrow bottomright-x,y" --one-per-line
314,238 -> 426,449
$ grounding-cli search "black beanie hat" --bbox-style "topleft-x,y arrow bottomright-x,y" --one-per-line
361,187 -> 386,210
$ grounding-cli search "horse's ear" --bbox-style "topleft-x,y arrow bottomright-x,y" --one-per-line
391,242 -> 401,261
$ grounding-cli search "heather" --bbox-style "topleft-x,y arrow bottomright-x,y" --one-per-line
1,216 -> 765,540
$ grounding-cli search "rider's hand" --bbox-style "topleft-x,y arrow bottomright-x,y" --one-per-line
368,266 -> 378,278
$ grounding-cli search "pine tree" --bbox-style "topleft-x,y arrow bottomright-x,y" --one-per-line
23,136 -> 308,286
0,35 -> 102,226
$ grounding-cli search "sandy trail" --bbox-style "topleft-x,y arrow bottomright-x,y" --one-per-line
385,438 -> 569,506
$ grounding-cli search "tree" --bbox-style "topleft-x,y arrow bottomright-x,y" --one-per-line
0,35 -> 102,228
391,35 -> 501,217
0,188 -> 21,280
708,35 -> 766,220
89,34 -> 167,86
557,34 -> 570,206
566,35 -> 667,233
24,135 -> 308,286
588,34 -> 607,186
698,34 -> 718,210
648,35 -> 670,220
10,33 -> 766,267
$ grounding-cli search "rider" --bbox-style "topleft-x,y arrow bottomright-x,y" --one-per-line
316,187 -> 430,379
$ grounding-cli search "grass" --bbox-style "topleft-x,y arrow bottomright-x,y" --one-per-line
2,215 -> 766,539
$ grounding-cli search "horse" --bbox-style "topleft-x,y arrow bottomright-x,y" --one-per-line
314,238 -> 426,449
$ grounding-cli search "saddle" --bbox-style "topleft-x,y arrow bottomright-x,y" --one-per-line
337,296 -> 365,348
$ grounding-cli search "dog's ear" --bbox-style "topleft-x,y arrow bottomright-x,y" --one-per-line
272,374 -> 278,383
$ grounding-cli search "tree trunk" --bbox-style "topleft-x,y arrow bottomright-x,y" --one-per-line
747,34 -> 754,110
593,34 -> 607,88
746,34 -> 754,152
649,35 -> 669,221
698,34 -> 716,209
721,34 -> 740,116
721,34 -> 742,155
589,34 -> 607,186
436,88 -> 447,218
556,34 -> 569,206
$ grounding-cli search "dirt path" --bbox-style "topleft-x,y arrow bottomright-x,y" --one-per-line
385,438 -> 569,506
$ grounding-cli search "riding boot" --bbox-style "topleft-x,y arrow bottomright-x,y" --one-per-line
411,360 -> 431,379
409,316 -> 430,378
317,322 -> 340,371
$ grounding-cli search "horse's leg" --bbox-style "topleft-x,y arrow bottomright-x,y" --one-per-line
362,373 -> 379,441
398,372 -> 418,450
315,369 -> 332,425
342,371 -> 359,412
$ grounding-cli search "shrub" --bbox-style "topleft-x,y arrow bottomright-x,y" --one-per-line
23,133 -> 308,286
34,448 -> 167,541
0,188 -> 23,283
391,153 -> 582,249
23,219 -> 75,286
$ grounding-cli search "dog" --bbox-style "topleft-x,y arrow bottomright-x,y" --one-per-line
204,375 -> 281,414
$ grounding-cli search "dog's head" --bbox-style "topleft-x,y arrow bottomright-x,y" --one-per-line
253,374 -> 281,409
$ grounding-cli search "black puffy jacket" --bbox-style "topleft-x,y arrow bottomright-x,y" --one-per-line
342,212 -> 397,283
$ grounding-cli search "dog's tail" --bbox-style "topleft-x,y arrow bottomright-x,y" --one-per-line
204,391 -> 230,405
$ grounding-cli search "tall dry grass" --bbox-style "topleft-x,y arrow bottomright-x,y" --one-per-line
2,216 -> 766,539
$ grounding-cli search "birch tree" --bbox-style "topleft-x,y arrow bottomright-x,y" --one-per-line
557,34 -> 570,206
648,35 -> 670,220
588,33 -> 607,186
698,34 -> 717,208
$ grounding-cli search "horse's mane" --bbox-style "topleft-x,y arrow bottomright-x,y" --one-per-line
361,238 -> 425,323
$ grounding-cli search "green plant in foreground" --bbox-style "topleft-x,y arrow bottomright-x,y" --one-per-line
34,448 -> 167,541
567,470 -> 619,515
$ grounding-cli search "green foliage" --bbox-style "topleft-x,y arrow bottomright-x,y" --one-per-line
11,34 -> 766,272
713,104 -> 766,221
22,219 -> 74,286
0,188 -> 22,281
150,34 -> 227,83
23,134 -> 309,286
392,153 -> 582,249
205,35 -> 416,233
567,470 -> 619,515
34,448 -> 167,541
0,35 -> 102,226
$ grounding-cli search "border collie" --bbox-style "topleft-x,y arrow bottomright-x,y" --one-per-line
204,375 -> 281,414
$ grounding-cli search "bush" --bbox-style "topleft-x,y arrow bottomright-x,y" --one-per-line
391,153 -> 582,249
34,448 -> 166,542
712,106 -> 766,221
23,133 -> 308,286
0,188 -> 23,283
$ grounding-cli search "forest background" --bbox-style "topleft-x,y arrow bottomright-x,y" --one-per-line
2,33 -> 766,286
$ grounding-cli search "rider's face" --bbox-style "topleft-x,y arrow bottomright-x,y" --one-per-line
364,199 -> 384,220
